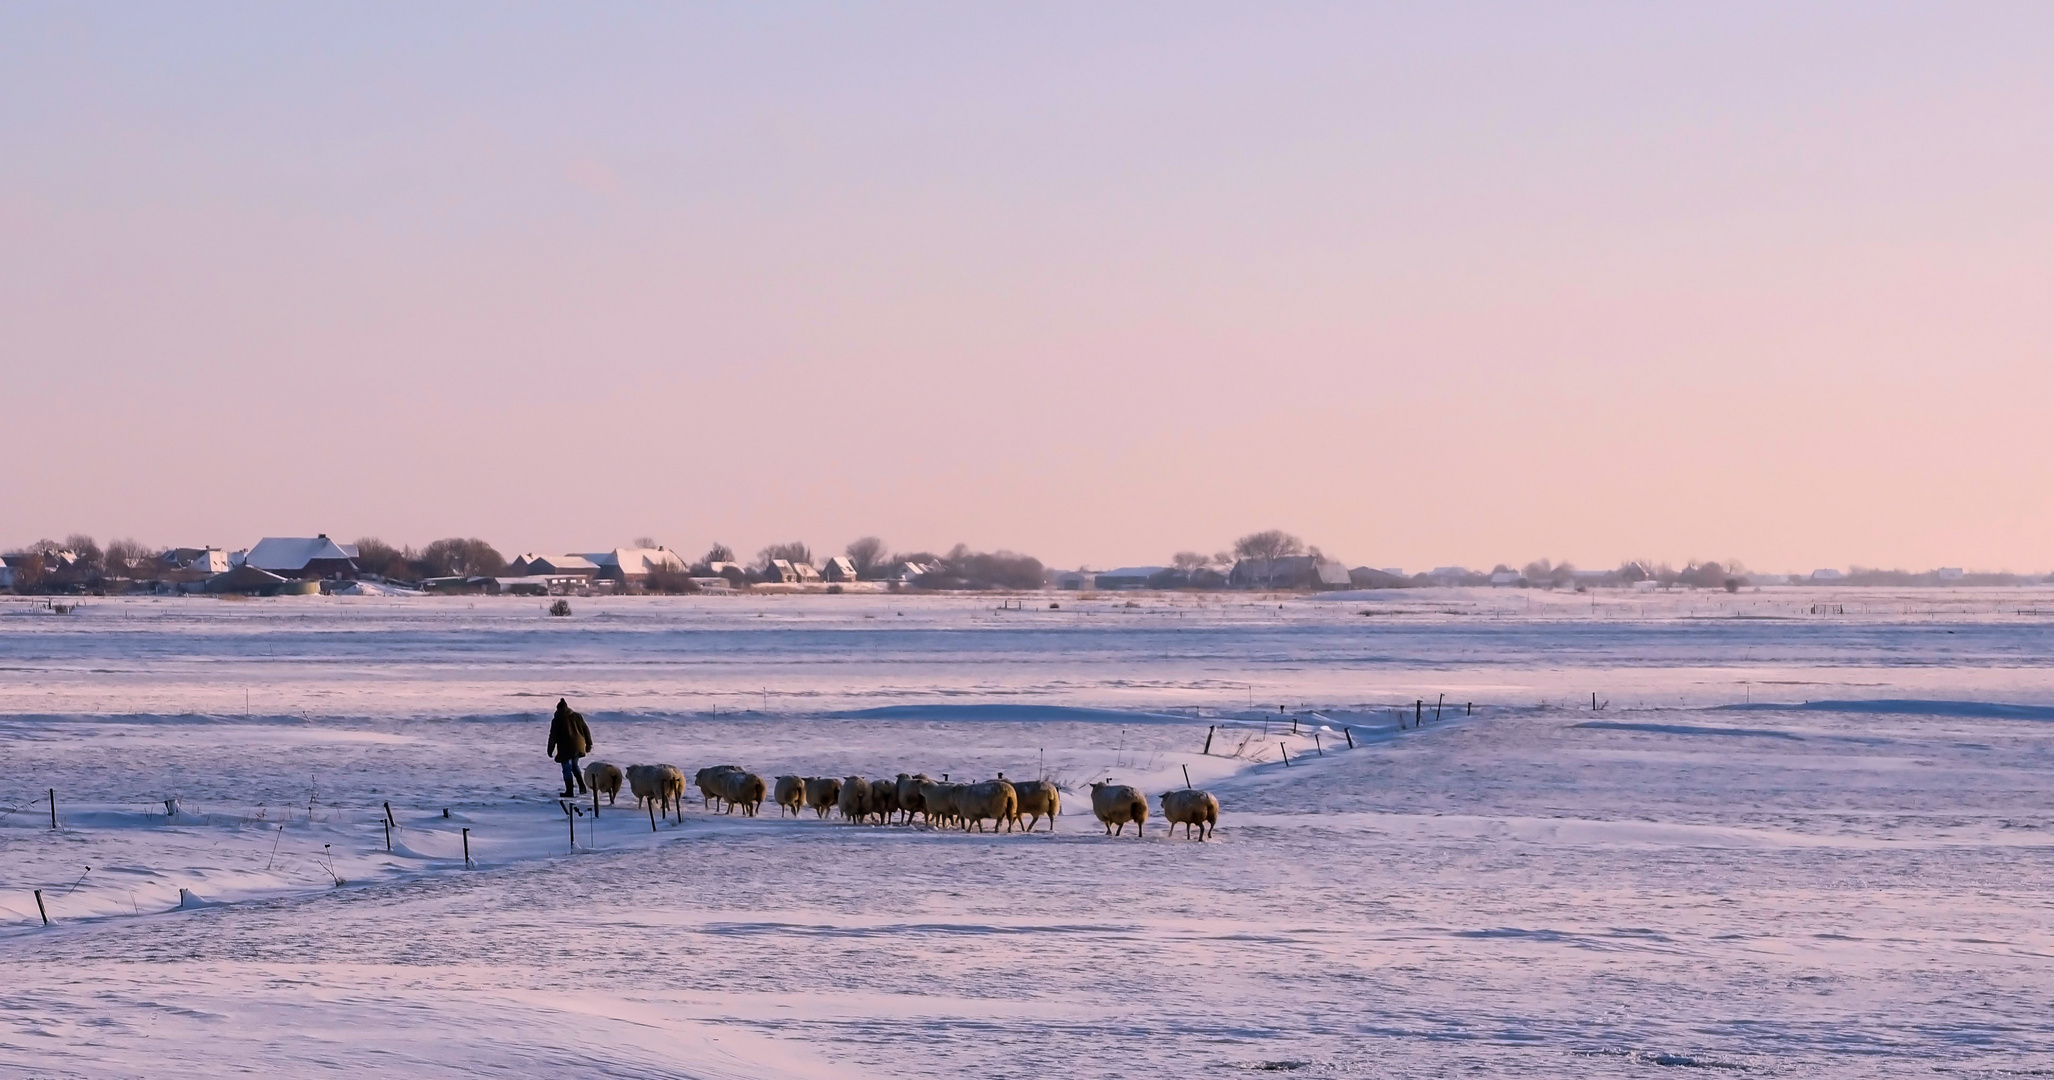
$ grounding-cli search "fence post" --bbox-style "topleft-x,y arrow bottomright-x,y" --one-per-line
50,789 -> 57,829
1415,700 -> 1422,725
1344,727 -> 1354,749
1203,725 -> 1215,755
383,817 -> 391,852
34,889 -> 49,926
461,828 -> 471,868
384,801 -> 395,828
1279,743 -> 1291,767
1435,694 -> 1443,722
1314,734 -> 1323,756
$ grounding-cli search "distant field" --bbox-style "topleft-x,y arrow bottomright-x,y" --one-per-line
3,590 -> 2052,1078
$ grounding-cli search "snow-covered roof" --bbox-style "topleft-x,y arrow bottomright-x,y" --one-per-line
579,547 -> 685,576
1098,566 -> 1167,580
510,553 -> 599,573
1315,562 -> 1352,586
245,536 -> 359,572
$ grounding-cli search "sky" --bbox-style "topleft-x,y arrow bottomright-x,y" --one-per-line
2,3 -> 2050,573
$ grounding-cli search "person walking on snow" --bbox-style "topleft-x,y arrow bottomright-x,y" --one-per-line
547,698 -> 592,797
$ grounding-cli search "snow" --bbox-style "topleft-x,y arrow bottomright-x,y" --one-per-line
4,588 -> 2054,1078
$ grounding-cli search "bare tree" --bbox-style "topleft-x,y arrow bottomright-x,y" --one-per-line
845,536 -> 887,577
1171,551 -> 1210,572
62,534 -> 103,570
757,541 -> 812,568
700,543 -> 735,567
103,537 -> 153,573
631,536 -> 660,549
415,538 -> 506,577
1232,530 -> 1304,587
352,538 -> 410,579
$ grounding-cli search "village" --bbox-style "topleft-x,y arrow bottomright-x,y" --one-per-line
0,531 -> 2022,597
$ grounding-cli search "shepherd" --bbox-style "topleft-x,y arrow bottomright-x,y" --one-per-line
547,698 -> 593,798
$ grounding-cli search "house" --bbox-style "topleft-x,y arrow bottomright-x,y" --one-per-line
0,564 -> 13,589
1229,555 -> 1317,589
244,535 -> 360,579
1810,568 -> 1845,582
162,548 -> 232,574
203,564 -> 290,594
1051,569 -> 1096,590
579,547 -> 686,582
822,556 -> 859,582
761,559 -> 801,584
895,562 -> 937,585
790,561 -> 823,584
490,576 -> 558,597
1095,566 -> 1167,590
1228,556 -> 1354,590
1314,562 -> 1352,590
1349,566 -> 1408,589
505,553 -> 600,579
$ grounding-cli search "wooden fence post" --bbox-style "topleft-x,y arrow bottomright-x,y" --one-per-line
461,828 -> 471,868
1203,725 -> 1215,755
34,889 -> 49,926
1344,726 -> 1355,749
1279,743 -> 1291,767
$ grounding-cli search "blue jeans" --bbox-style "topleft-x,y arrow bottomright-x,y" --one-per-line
560,758 -> 582,792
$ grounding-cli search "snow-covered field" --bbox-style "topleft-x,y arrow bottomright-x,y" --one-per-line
4,588 -> 2053,1078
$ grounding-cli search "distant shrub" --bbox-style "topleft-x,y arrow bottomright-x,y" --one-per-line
548,600 -> 572,617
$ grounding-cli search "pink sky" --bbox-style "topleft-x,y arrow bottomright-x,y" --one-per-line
3,4 -> 2050,573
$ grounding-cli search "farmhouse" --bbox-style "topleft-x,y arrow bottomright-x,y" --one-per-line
244,536 -> 360,579
505,553 -> 600,579
580,547 -> 686,582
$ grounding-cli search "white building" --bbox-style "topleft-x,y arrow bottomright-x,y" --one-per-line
245,536 -> 360,579
579,547 -> 686,581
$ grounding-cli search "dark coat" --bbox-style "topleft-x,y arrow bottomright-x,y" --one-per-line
547,702 -> 591,762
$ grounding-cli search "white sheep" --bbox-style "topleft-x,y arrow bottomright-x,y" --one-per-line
720,771 -> 768,816
582,761 -> 624,806
1089,780 -> 1147,837
695,765 -> 742,810
1159,788 -> 1219,840
773,775 -> 807,817
1011,778 -> 1060,832
804,776 -> 842,818
957,779 -> 1018,833
895,773 -> 932,825
837,775 -> 873,823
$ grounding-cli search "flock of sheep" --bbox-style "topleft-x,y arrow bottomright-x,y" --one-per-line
578,761 -> 1220,839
